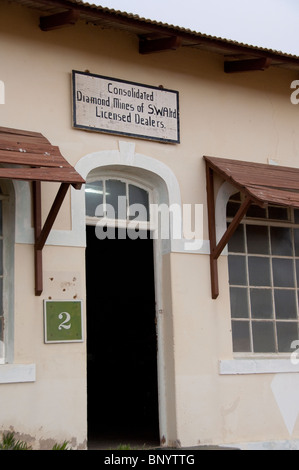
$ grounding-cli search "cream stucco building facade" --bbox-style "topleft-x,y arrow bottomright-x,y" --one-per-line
1,0 -> 299,450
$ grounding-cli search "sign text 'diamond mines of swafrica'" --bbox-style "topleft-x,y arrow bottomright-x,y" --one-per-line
72,70 -> 179,143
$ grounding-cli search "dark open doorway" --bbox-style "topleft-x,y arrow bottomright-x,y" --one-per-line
86,225 -> 160,449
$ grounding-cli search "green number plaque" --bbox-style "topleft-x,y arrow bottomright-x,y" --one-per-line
44,300 -> 83,343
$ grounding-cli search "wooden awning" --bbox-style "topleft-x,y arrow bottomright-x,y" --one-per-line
205,155 -> 299,208
0,127 -> 85,296
0,127 -> 84,188
204,155 -> 299,299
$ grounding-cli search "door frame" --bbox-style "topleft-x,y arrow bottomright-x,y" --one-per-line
76,142 -> 182,446
85,171 -> 166,443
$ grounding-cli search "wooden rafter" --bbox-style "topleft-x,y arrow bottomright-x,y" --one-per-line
39,9 -> 79,31
139,36 -> 182,54
224,57 -> 272,73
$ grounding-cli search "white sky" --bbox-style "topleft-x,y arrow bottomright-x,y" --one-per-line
87,0 -> 299,56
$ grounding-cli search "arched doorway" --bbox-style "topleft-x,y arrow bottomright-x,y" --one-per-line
85,175 -> 160,448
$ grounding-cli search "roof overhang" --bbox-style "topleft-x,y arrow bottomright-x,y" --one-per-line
8,0 -> 299,72
0,126 -> 85,296
204,155 -> 299,299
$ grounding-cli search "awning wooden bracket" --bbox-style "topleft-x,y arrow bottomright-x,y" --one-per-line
205,159 -> 252,299
33,181 -> 71,296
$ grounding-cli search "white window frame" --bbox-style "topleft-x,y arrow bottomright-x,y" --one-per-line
0,178 -> 36,382
0,188 -> 12,365
85,173 -> 155,233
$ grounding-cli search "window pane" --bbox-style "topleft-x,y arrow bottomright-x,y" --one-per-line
231,192 -> 241,201
0,201 -> 2,236
246,225 -> 269,254
231,321 -> 251,352
248,256 -> 271,286
296,260 -> 299,285
270,227 -> 292,256
85,181 -> 103,217
294,209 -> 299,224
227,201 -> 240,218
228,224 -> 245,253
106,180 -> 126,219
252,321 -> 275,353
128,185 -> 149,221
274,289 -> 297,319
268,206 -> 289,221
228,255 -> 247,285
246,204 -> 267,219
0,278 -> 3,316
0,240 -> 3,276
250,288 -> 273,319
277,322 -> 299,352
230,287 -> 249,318
272,258 -> 294,287
294,229 -> 299,256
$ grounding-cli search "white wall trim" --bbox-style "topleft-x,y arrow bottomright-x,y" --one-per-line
72,142 -> 210,254
219,358 -> 299,375
0,364 -> 36,384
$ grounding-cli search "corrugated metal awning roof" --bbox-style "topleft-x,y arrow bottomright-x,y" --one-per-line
204,156 -> 299,208
0,127 -> 84,188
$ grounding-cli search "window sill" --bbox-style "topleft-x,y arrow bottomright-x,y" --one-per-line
0,364 -> 36,383
219,358 -> 299,375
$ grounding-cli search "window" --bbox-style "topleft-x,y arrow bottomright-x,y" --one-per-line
227,192 -> 299,354
85,178 -> 150,223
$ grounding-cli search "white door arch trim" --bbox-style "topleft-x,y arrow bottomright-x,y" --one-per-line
73,141 -> 182,251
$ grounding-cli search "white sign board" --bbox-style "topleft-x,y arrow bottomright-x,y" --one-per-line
72,70 -> 179,143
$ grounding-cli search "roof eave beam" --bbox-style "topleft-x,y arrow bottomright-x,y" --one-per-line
30,1 -> 299,69
224,57 -> 272,73
139,36 -> 182,54
206,162 -> 252,299
39,9 -> 79,31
